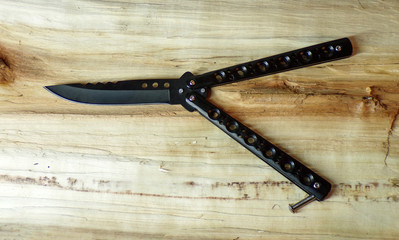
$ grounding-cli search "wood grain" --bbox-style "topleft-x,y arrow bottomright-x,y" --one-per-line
0,0 -> 398,239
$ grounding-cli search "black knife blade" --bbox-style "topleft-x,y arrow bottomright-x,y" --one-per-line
45,79 -> 176,105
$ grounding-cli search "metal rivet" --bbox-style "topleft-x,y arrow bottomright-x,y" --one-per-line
335,45 -> 342,52
313,182 -> 321,189
152,82 -> 159,88
189,95 -> 195,102
189,79 -> 196,86
200,88 -> 206,93
178,88 -> 184,94
164,82 -> 170,88
142,83 -> 148,88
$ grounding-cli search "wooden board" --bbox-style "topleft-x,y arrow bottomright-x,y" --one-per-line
0,0 -> 398,239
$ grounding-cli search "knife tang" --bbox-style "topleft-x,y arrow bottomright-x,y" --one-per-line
191,38 -> 353,89
185,92 -> 331,201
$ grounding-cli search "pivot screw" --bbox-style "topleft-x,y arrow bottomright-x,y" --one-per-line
335,45 -> 342,52
188,95 -> 196,102
178,88 -> 184,94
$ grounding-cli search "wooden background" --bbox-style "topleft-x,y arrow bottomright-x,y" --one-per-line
0,0 -> 398,239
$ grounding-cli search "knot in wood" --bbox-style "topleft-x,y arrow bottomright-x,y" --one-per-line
0,56 -> 14,83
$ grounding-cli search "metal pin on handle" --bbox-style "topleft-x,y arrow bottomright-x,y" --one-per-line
289,195 -> 316,213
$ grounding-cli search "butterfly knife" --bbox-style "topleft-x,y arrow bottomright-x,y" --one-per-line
46,38 -> 353,212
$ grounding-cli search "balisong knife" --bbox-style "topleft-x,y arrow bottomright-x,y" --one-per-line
46,38 -> 353,212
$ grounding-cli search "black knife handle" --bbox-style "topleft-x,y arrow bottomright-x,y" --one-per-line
191,38 -> 352,89
185,92 -> 331,201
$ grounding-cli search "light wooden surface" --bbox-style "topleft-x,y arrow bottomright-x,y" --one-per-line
0,1 -> 398,239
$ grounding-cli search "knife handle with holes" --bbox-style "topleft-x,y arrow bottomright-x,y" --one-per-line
186,92 -> 331,201
190,38 -> 353,89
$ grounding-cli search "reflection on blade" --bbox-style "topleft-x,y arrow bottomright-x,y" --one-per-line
45,84 -> 170,105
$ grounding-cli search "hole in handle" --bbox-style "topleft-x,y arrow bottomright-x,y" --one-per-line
215,71 -> 226,82
300,173 -> 315,186
278,56 -> 291,68
226,120 -> 240,133
321,45 -> 334,58
299,50 -> 313,63
244,134 -> 258,146
208,109 -> 221,120
263,147 -> 276,160
236,66 -> 247,77
281,159 -> 296,173
257,61 -> 270,72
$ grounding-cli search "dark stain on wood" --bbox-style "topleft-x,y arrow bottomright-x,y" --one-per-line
68,177 -> 78,187
389,178 -> 399,187
0,175 -> 61,187
334,182 -> 399,202
0,175 -> 249,201
1,174 -> 398,202
216,181 -> 293,189
185,181 -> 198,186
